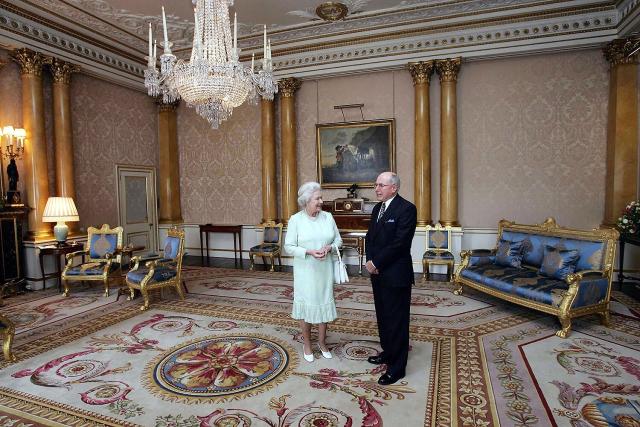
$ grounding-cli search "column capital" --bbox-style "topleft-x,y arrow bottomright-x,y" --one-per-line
278,77 -> 302,98
50,59 -> 80,84
408,60 -> 435,85
11,48 -> 51,76
604,37 -> 640,67
156,98 -> 180,112
435,57 -> 462,83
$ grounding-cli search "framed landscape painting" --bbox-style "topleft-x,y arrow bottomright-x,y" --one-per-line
316,119 -> 395,188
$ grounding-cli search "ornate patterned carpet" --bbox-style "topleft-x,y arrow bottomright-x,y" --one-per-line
0,266 -> 638,426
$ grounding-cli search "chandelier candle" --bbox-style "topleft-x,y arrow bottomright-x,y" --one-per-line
148,22 -> 153,66
162,6 -> 169,53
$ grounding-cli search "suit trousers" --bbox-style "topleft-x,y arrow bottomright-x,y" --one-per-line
372,280 -> 411,376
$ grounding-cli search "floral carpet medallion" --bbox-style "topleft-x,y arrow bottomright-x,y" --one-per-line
148,334 -> 293,401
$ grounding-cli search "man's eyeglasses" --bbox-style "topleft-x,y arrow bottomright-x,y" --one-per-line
374,183 -> 392,189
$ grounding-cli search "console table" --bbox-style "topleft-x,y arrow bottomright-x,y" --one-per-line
38,243 -> 84,291
618,233 -> 640,288
199,224 -> 243,268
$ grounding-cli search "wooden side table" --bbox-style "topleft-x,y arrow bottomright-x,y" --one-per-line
38,243 -> 84,291
199,224 -> 243,268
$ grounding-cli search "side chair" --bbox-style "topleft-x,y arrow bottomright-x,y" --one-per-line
0,312 -> 16,362
422,223 -> 455,282
125,227 -> 186,311
249,221 -> 283,272
61,224 -> 123,297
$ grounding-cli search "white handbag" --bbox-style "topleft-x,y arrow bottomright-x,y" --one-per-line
333,245 -> 349,284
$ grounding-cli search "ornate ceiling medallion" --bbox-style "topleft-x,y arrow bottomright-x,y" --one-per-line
316,2 -> 349,21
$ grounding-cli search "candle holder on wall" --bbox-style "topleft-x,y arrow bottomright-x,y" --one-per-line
0,126 -> 26,206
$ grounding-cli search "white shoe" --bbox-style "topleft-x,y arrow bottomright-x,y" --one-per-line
318,344 -> 332,359
302,344 -> 314,362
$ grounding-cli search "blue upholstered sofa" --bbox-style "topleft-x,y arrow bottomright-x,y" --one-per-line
454,218 -> 618,338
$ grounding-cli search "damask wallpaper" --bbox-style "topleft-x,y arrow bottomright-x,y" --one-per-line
177,102 -> 261,225
458,51 -> 608,228
70,74 -> 158,230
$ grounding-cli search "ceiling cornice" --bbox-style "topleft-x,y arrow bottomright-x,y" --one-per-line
0,0 -> 633,91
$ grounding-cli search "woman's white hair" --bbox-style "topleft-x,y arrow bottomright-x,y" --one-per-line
297,181 -> 321,208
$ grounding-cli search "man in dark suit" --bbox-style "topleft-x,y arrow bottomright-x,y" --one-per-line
365,171 -> 417,385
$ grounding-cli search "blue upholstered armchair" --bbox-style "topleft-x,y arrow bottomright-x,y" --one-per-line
62,224 -> 123,297
249,221 -> 283,271
125,227 -> 185,311
422,223 -> 455,281
0,312 -> 16,362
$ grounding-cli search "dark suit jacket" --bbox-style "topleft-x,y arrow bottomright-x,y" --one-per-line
365,195 -> 417,287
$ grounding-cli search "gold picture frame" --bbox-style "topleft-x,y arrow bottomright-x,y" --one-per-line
316,119 -> 395,188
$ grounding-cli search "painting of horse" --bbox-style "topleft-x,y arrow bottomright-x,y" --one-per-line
316,119 -> 395,188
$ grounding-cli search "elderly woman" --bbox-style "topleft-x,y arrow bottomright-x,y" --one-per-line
285,181 -> 342,362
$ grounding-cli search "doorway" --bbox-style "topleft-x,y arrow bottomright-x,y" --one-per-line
115,165 -> 158,253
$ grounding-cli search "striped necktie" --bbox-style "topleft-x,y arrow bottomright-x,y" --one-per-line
377,202 -> 386,222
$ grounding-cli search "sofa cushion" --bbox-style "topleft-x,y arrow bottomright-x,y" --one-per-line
501,231 -> 606,271
127,266 -> 177,285
539,245 -> 580,280
495,239 -> 525,268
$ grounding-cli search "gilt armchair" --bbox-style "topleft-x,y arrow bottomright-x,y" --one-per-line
125,227 -> 186,311
249,221 -> 283,271
0,312 -> 16,362
62,224 -> 123,297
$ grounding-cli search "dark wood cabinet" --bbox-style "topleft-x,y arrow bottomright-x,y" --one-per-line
323,198 -> 377,231
0,207 -> 28,299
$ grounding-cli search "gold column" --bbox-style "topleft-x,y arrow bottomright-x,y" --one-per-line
409,60 -> 435,227
261,98 -> 277,222
157,99 -> 183,224
0,59 -> 6,197
11,49 -> 52,240
435,57 -> 462,227
602,38 -> 639,227
279,77 -> 302,225
50,59 -> 80,233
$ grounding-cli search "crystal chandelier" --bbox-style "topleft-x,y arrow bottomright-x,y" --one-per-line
144,0 -> 278,129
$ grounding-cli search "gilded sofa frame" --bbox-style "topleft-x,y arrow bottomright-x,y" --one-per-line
126,227 -> 186,311
0,312 -> 16,362
453,218 -> 618,338
61,224 -> 124,297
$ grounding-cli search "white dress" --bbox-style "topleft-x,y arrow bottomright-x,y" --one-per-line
285,210 -> 343,324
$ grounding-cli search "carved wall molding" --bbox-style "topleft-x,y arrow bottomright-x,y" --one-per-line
0,0 -> 633,89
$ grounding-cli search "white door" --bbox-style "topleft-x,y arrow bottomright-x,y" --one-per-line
116,165 -> 158,253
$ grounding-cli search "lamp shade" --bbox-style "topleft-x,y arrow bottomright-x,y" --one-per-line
42,197 -> 79,222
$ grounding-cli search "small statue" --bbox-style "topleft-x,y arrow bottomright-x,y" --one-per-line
347,183 -> 359,199
7,158 -> 18,191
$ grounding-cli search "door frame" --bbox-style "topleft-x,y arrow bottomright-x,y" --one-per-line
115,164 -> 159,252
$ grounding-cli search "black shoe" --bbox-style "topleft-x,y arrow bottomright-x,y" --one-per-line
377,373 -> 404,385
367,355 -> 387,365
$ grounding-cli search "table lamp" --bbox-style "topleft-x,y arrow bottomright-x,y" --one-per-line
42,197 -> 79,245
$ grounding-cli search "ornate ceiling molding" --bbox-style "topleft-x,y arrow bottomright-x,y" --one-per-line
0,0 -> 635,90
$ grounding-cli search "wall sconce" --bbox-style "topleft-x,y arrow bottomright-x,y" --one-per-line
0,126 -> 26,159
